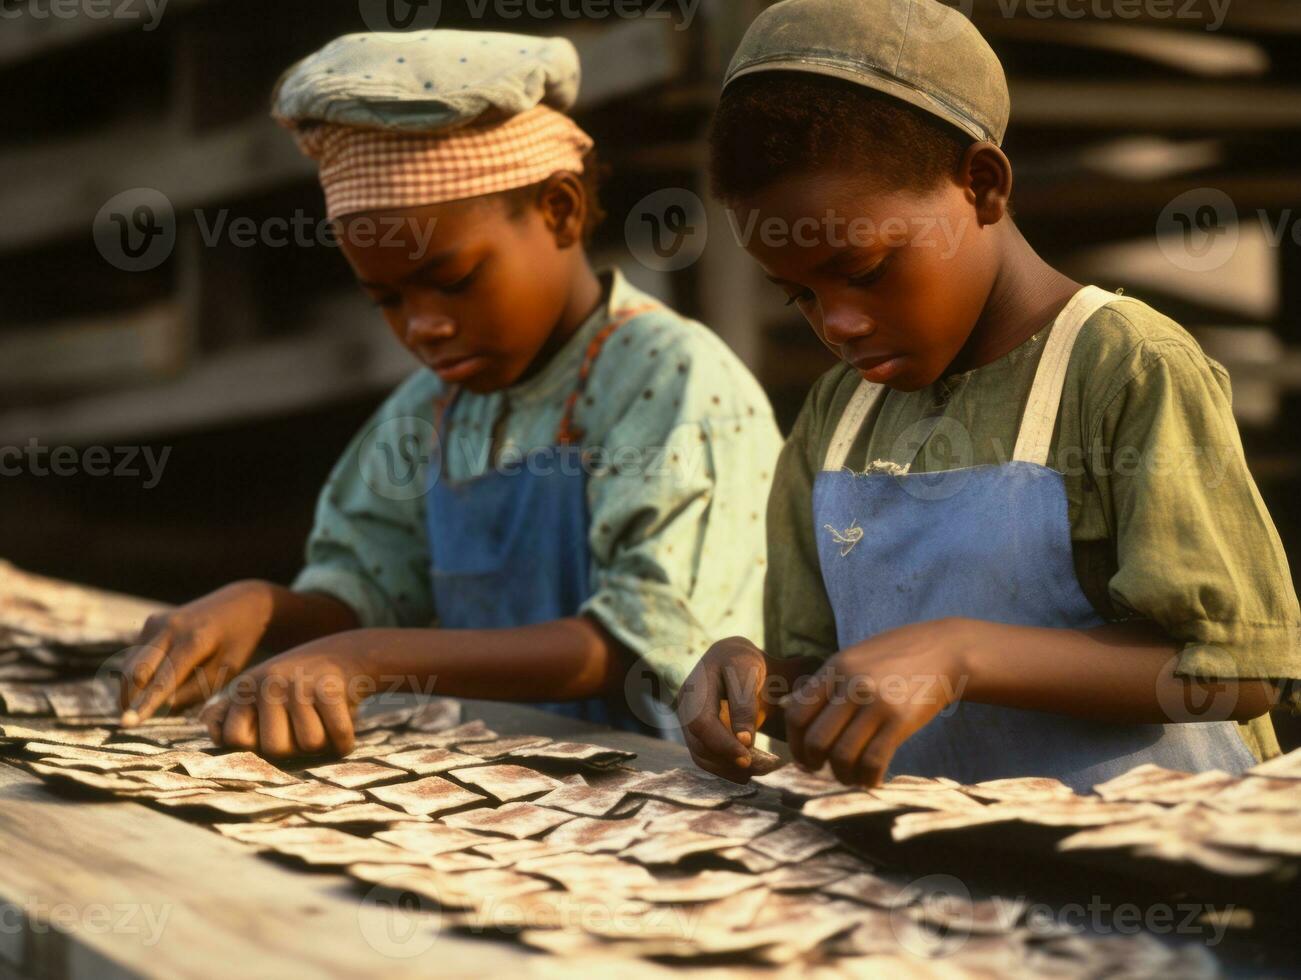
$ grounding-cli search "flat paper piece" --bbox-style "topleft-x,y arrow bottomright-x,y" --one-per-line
368,775 -> 487,816
305,761 -> 406,789
374,824 -> 489,857
302,803 -> 421,826
442,802 -> 574,839
448,764 -> 565,802
749,819 -> 838,863
381,746 -> 484,775
260,781 -> 368,807
178,752 -> 298,786
624,768 -> 756,808
544,816 -> 648,854
752,765 -> 844,799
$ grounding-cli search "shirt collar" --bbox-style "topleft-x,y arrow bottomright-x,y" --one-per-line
505,266 -> 635,405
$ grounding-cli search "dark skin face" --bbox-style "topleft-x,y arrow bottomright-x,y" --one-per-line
735,142 -> 1082,391
337,172 -> 601,394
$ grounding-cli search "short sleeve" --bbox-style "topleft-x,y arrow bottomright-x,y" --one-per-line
577,317 -> 783,701
292,371 -> 438,630
764,374 -> 844,664
1090,338 -> 1301,710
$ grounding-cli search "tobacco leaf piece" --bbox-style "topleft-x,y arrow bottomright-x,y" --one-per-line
1247,747 -> 1301,780
256,830 -> 418,867
304,803 -> 428,826
623,768 -> 756,808
533,776 -> 630,817
544,816 -> 648,854
504,741 -> 637,766
406,697 -> 463,732
454,735 -> 553,759
447,764 -> 565,802
154,790 -> 305,817
40,679 -> 120,719
632,870 -> 762,904
304,760 -> 407,789
761,862 -> 850,892
515,852 -> 657,894
368,775 -> 488,816
745,747 -> 784,776
751,764 -> 844,799
749,819 -> 838,863
624,830 -> 749,865
1206,776 -> 1301,813
0,684 -> 52,715
1093,764 -> 1236,804
803,792 -> 904,822
644,802 -> 780,839
177,752 -> 299,786
260,780 -> 368,807
375,824 -> 492,857
961,776 -> 1076,804
381,746 -> 485,776
0,723 -> 112,747
717,846 -> 781,873
442,801 -> 574,839
821,871 -> 915,909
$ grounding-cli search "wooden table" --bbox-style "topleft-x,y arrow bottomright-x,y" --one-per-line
0,698 -> 687,980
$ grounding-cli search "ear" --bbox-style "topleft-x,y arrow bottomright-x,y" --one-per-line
536,171 -> 587,249
959,142 -> 1012,227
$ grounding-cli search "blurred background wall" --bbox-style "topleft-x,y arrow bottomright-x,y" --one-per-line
2,0 -> 1298,743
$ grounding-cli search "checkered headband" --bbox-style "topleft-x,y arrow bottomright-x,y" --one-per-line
289,105 -> 594,219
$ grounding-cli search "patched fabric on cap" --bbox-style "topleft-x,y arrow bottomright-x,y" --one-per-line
271,29 -> 593,217
723,0 -> 1010,146
272,30 -> 582,134
293,106 -> 593,219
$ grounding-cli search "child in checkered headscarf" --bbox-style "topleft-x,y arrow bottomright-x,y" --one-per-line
117,30 -> 783,760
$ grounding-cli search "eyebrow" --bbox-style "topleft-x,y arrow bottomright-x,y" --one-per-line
763,244 -> 889,288
357,247 -> 460,290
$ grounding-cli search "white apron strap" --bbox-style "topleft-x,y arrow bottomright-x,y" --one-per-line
1012,285 -> 1124,467
822,379 -> 887,472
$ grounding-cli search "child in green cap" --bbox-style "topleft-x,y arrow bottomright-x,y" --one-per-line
680,0 -> 1300,792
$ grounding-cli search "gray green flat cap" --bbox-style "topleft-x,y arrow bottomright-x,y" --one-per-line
723,0 -> 1010,146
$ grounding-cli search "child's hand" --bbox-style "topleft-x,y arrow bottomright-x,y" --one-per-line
677,636 -> 771,783
783,619 -> 968,788
199,638 -> 367,758
117,581 -> 274,725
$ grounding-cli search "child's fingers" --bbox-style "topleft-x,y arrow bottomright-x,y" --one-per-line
721,663 -> 763,745
126,642 -> 207,725
116,638 -> 172,719
288,679 -> 330,755
313,692 -> 355,757
221,699 -> 259,751
782,670 -> 833,766
797,698 -> 858,772
200,695 -> 230,743
683,730 -> 751,784
257,691 -> 296,758
827,708 -> 885,786
853,718 -> 906,789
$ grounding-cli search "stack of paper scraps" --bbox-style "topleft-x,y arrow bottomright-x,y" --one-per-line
779,755 -> 1301,880
0,560 -> 166,718
0,700 -> 1241,977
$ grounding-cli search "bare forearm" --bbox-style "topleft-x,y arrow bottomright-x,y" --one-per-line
243,581 -> 361,651
340,616 -> 623,702
955,618 -> 1277,723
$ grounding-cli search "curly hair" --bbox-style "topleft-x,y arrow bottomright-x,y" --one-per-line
709,72 -> 972,204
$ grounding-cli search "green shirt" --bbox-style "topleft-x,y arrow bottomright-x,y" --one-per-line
294,268 -> 783,699
766,293 -> 1301,760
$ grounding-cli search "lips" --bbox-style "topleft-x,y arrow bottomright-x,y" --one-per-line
845,350 -> 907,383
423,352 -> 490,383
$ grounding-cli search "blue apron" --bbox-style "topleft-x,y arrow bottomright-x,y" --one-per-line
425,304 -> 663,735
812,286 -> 1256,792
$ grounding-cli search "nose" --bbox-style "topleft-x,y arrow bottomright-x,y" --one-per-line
403,310 -> 455,347
821,304 -> 875,348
